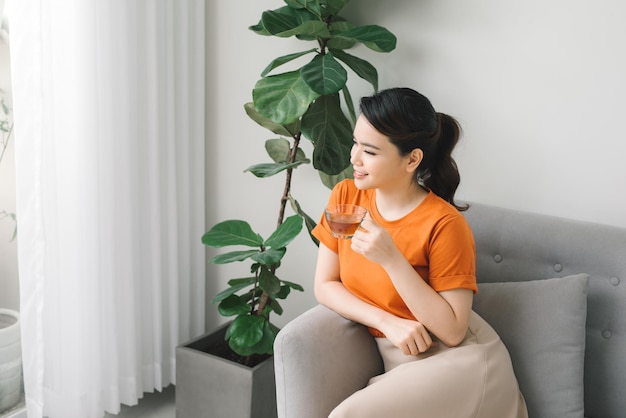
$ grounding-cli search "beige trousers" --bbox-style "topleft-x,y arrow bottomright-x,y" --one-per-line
329,311 -> 528,418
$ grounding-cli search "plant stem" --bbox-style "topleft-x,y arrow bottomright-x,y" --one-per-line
275,132 -> 301,228
256,132 -> 303,317
256,292 -> 269,318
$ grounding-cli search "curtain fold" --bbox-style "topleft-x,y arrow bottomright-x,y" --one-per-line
9,1 -> 205,417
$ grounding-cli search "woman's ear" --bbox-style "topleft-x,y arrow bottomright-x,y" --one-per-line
406,148 -> 423,173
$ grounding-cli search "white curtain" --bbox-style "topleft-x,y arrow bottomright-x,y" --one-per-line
9,1 -> 205,417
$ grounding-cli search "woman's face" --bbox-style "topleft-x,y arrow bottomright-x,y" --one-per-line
350,114 -> 417,191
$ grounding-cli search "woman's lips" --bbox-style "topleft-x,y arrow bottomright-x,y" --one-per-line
353,170 -> 367,179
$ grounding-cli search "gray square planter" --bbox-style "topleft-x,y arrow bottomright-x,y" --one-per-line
175,322 -> 277,418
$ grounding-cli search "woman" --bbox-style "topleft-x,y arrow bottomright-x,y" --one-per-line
312,88 -> 528,417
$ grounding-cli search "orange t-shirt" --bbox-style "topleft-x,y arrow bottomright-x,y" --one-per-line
312,179 -> 477,337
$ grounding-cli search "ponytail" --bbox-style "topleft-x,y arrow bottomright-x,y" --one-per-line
419,113 -> 468,211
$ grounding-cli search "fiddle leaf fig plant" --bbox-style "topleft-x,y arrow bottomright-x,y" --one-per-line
201,0 -> 396,362
202,215 -> 304,357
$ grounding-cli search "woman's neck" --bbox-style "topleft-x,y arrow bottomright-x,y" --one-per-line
375,183 -> 428,221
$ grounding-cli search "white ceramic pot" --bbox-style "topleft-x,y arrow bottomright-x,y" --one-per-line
0,309 -> 22,413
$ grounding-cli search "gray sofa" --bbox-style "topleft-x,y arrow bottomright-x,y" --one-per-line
274,202 -> 626,418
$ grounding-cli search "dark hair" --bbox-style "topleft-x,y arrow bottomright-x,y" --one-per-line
359,87 -> 468,211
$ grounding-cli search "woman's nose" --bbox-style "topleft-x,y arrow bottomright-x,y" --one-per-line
350,147 -> 360,165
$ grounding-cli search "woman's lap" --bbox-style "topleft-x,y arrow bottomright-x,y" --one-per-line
329,311 -> 528,418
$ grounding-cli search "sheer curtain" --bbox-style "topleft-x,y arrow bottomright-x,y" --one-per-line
9,1 -> 205,417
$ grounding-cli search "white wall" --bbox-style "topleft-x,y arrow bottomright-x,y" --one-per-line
2,0 -> 623,324
205,0 -> 626,328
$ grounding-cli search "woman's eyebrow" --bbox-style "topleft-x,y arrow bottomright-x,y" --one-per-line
353,137 -> 382,151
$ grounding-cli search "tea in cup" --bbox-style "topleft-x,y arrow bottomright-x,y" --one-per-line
325,204 -> 367,239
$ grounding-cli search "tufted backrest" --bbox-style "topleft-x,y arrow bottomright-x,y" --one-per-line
463,202 -> 626,418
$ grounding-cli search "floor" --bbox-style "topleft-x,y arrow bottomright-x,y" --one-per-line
104,386 -> 175,418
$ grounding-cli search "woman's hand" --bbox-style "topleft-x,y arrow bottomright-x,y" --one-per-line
380,315 -> 435,356
350,217 -> 473,349
350,218 -> 401,268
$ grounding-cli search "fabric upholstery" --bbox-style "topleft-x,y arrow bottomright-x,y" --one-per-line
274,305 -> 382,418
462,203 -> 626,418
472,274 -> 589,418
274,202 -> 626,418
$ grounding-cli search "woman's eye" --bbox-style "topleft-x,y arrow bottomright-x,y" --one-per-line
352,140 -> 376,156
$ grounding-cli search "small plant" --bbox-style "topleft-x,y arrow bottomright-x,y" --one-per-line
202,0 -> 396,363
0,88 -> 16,242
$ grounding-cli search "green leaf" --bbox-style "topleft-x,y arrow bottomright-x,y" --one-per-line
301,94 -> 353,175
244,161 -> 306,178
275,285 -> 291,300
289,196 -> 320,246
265,138 -> 309,164
264,215 -> 303,248
250,5 -> 317,36
327,20 -> 356,50
217,295 -> 250,316
259,267 -> 282,296
228,315 -> 265,348
252,247 -> 287,266
228,318 -> 276,356
320,0 -> 350,16
266,138 -> 291,163
208,249 -> 260,265
255,320 -> 278,354
330,48 -> 378,91
239,287 -> 262,304
334,25 -> 397,53
281,279 -> 305,292
253,71 -> 320,124
300,53 -> 348,95
341,85 -> 357,124
269,298 -> 284,315
286,0 -> 322,18
260,49 -> 317,77
280,20 -> 331,38
319,163 -> 353,189
249,21 -> 270,36
227,277 -> 257,287
261,10 -> 330,38
211,279 -> 255,303
244,102 -> 300,137
202,220 -> 264,248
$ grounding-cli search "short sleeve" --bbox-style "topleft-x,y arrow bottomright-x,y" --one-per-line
427,214 -> 477,293
312,212 -> 338,253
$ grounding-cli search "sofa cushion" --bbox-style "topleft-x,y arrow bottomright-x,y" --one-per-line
472,274 -> 589,418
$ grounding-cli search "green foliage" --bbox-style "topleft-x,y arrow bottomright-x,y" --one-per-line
202,216 -> 304,356
249,0 -> 397,178
203,0 -> 396,359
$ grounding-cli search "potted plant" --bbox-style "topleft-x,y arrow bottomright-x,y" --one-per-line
176,1 -> 396,417
0,89 -> 22,416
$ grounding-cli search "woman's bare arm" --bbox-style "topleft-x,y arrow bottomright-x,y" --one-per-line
350,218 -> 473,347
314,243 -> 436,355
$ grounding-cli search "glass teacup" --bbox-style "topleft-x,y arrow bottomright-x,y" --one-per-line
325,204 -> 367,239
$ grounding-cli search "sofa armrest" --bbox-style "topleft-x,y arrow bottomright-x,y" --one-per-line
274,305 -> 383,418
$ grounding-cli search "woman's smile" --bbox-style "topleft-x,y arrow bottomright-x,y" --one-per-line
353,169 -> 368,180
